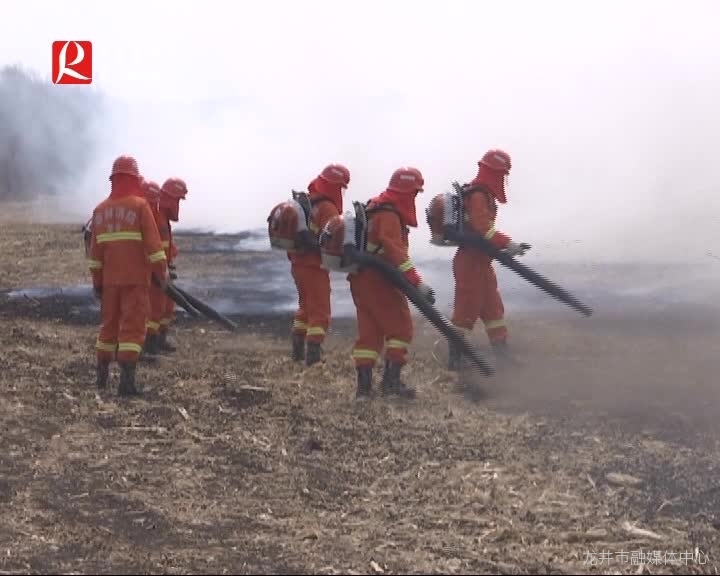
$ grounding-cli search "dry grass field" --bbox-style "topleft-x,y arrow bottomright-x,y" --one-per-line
0,205 -> 718,574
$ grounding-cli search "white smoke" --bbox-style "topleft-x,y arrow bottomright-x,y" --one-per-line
0,65 -> 104,207
2,0 -> 720,269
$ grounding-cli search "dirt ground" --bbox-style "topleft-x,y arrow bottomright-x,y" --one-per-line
0,208 -> 718,575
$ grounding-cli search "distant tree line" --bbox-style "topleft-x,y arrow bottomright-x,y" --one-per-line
0,65 -> 103,201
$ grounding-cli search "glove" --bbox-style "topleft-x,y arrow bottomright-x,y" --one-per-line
93,286 -> 102,300
168,263 -> 176,271
417,282 -> 436,305
504,241 -> 531,257
170,271 -> 178,280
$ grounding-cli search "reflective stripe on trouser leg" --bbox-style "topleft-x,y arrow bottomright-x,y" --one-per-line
306,326 -> 326,344
146,320 -> 160,336
484,319 -> 507,343
292,319 -> 307,335
96,340 -> 117,361
385,338 -> 409,365
118,342 -> 143,356
352,348 -> 379,367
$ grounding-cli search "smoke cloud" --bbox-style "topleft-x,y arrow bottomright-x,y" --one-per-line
2,0 -> 720,268
0,65 -> 103,206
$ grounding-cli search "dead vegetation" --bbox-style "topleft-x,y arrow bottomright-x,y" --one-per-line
0,213 -> 718,574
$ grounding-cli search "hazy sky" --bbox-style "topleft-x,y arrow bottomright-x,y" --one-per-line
2,0 -> 719,263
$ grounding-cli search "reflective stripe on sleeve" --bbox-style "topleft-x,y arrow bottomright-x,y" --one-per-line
148,250 -> 167,263
397,259 -> 415,273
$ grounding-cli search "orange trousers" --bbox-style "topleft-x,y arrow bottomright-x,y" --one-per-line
291,262 -> 331,344
96,285 -> 150,363
451,248 -> 508,343
160,293 -> 175,333
349,268 -> 413,368
147,283 -> 165,336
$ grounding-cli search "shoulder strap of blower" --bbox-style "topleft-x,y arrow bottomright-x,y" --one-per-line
309,196 -> 333,208
458,182 -> 494,212
361,201 -> 403,255
291,190 -> 334,224
365,201 -> 401,219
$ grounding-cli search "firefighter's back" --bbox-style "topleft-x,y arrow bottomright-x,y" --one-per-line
93,194 -> 156,287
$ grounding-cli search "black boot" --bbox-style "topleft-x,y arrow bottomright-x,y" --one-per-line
491,339 -> 519,368
305,342 -> 322,366
144,333 -> 160,355
356,366 -> 373,398
448,341 -> 462,371
380,361 -> 416,399
292,333 -> 305,362
492,340 -> 509,355
118,362 -> 140,397
96,359 -> 110,389
157,331 -> 177,353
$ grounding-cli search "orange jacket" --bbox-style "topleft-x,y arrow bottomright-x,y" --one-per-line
289,198 -> 340,267
365,201 -> 422,287
462,186 -> 510,250
88,195 -> 168,288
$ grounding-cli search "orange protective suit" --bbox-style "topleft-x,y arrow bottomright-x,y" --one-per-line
88,169 -> 167,364
151,210 -> 176,334
451,151 -> 513,344
142,180 -> 165,339
349,191 -> 424,368
289,177 -> 344,345
156,178 -> 187,341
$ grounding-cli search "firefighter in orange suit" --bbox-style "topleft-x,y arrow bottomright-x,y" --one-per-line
155,177 -> 188,352
290,164 -> 350,366
449,149 -> 530,369
87,155 -> 168,396
141,179 -> 166,355
349,167 -> 435,399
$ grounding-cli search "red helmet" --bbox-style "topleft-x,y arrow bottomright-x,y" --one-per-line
109,155 -> 140,180
388,167 -> 424,194
478,149 -> 511,174
319,164 -> 350,188
161,177 -> 188,199
143,180 -> 162,203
